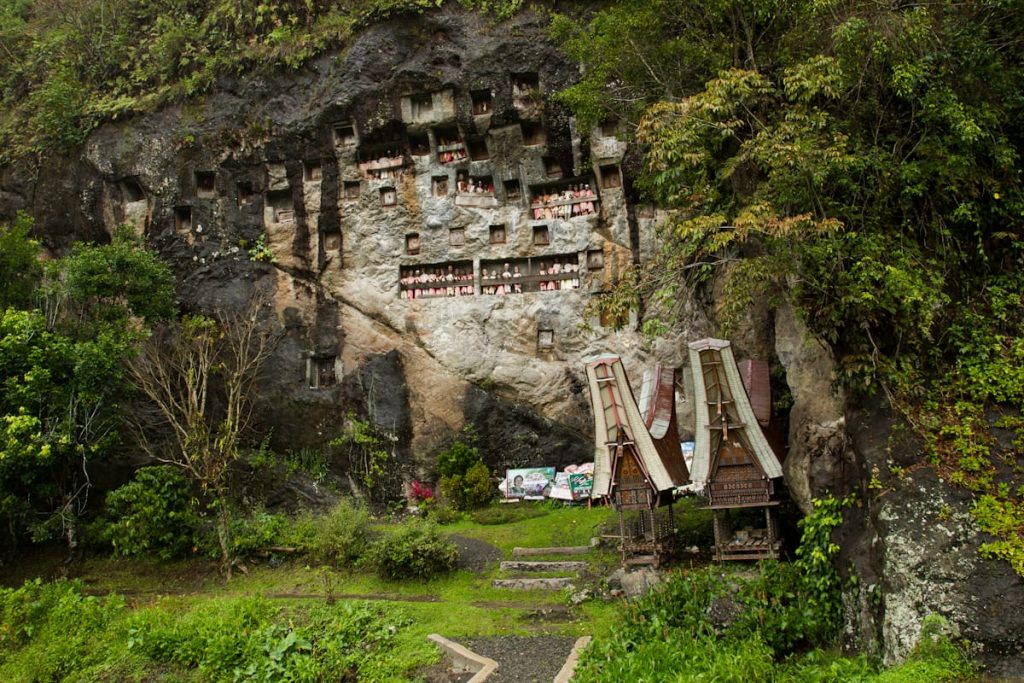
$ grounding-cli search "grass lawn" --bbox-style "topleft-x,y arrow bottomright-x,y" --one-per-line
1,503 -> 626,682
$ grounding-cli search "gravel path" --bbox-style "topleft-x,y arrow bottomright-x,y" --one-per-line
449,534 -> 504,572
461,635 -> 577,683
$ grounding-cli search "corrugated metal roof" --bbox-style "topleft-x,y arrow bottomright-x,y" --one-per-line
738,359 -> 771,427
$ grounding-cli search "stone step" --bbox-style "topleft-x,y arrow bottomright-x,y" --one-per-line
499,561 -> 588,573
512,546 -> 591,558
492,577 -> 575,591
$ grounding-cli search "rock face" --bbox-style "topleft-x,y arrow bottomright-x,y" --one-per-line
840,396 -> 1024,677
1,4 -> 1022,675
0,7 -> 673,481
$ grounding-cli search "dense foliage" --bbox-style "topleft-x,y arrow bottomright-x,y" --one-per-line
437,428 -> 494,511
362,519 -> 458,580
555,0 -> 1024,575
0,579 -> 409,681
575,497 -> 975,682
0,222 -> 175,554
283,499 -> 371,566
99,465 -> 200,560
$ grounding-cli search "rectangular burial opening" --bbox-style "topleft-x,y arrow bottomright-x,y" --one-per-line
380,187 -> 397,207
195,171 -> 216,198
480,258 -> 528,295
461,174 -> 493,194
522,121 -> 546,146
267,189 -> 294,222
512,72 -> 539,97
543,157 -> 563,179
322,229 -> 342,254
434,125 -> 466,163
401,261 -> 475,299
600,118 -> 619,138
471,89 -> 493,115
406,233 -> 420,255
489,224 -> 506,244
449,228 -> 466,247
334,124 -> 356,146
467,136 -> 489,161
411,93 -> 433,118
303,160 -> 322,182
532,224 -> 550,246
432,175 -> 449,197
600,164 -> 622,189
537,328 -> 554,351
237,181 -> 256,206
343,181 -> 361,200
503,179 -> 522,201
409,133 -> 430,157
587,249 -> 605,271
174,206 -> 192,233
121,179 -> 145,203
307,354 -> 337,389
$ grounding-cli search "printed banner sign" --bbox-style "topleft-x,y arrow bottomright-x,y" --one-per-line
503,467 -> 556,498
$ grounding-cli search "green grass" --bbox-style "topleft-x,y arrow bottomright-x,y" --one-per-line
0,503 -> 980,681
442,503 -> 616,553
0,504 -> 619,682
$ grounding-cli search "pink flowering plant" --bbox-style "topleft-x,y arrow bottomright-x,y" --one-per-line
409,480 -> 434,504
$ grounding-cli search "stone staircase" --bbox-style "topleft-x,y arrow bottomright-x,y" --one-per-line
491,543 -> 595,591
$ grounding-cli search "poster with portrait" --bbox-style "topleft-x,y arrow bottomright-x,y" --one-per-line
503,467 -> 556,499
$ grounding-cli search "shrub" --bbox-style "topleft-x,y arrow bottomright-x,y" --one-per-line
101,466 -> 200,560
284,500 -> 370,566
226,507 -> 287,557
362,520 -> 458,580
433,428 -> 496,511
431,506 -> 463,525
437,430 -> 480,478
439,461 -> 494,511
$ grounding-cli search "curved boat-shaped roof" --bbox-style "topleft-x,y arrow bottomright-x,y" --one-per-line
585,355 -> 688,498
688,338 -> 783,483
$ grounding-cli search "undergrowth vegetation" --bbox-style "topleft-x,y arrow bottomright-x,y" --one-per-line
0,579 -> 409,682
575,497 -> 975,682
0,0 -> 525,161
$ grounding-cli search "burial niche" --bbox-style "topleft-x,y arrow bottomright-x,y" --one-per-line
600,164 -> 622,189
406,233 -> 420,255
307,354 -> 337,389
195,171 -> 216,198
449,228 -> 466,247
532,224 -> 550,246
267,190 -> 294,223
432,175 -> 449,197
467,136 -> 489,161
522,121 -> 546,146
174,206 -> 192,233
334,124 -> 356,147
471,89 -> 493,115
343,181 -> 361,201
489,224 -> 506,244
409,133 -> 430,157
303,160 -> 322,182
380,187 -> 398,207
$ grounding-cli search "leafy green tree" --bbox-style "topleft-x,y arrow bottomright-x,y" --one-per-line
0,219 -> 175,556
0,211 -> 41,310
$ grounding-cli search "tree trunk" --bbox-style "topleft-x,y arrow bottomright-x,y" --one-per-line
215,488 -> 233,580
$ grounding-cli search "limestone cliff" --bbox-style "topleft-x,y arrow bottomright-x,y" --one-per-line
0,4 -> 1021,675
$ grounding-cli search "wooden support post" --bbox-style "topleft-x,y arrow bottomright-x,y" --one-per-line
618,509 -> 626,563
